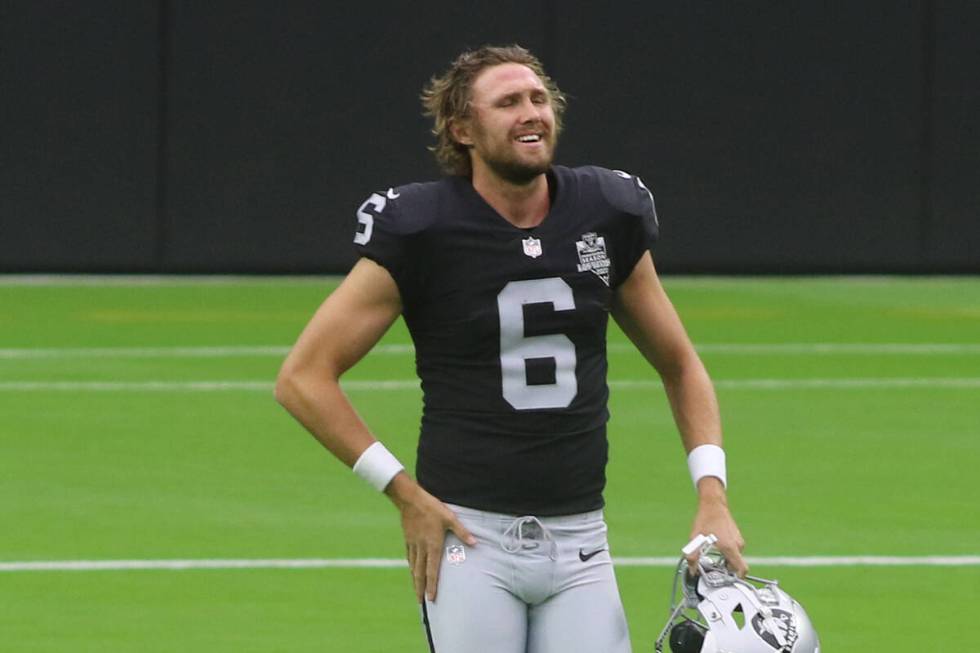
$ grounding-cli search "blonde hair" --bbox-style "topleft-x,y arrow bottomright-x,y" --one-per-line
421,45 -> 567,176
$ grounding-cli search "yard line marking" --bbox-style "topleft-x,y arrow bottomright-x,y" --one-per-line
711,378 -> 980,389
626,378 -> 980,390
618,555 -> 980,567
2,343 -> 980,359
0,559 -> 407,571
693,343 -> 980,355
0,381 -> 276,392
0,346 -> 293,359
0,275 -> 337,286
2,556 -> 978,572
747,556 -> 980,567
0,380 -> 415,392
1,378 -> 979,392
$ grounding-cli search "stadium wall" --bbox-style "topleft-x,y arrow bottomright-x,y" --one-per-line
1,1 -> 976,273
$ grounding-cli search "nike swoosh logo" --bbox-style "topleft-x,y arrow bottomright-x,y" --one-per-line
386,188 -> 400,200
578,548 -> 606,562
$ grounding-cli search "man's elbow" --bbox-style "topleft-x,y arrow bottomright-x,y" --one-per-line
274,363 -> 302,409
275,359 -> 340,409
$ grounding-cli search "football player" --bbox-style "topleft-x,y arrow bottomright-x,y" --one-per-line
276,44 -> 746,653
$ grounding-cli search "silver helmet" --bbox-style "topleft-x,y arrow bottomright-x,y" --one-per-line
655,535 -> 820,653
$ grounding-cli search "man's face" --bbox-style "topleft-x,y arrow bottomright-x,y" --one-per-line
458,63 -> 558,184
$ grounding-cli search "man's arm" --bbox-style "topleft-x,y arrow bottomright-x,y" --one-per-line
274,257 -> 475,602
611,251 -> 748,576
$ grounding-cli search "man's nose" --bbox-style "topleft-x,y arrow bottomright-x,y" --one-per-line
518,97 -> 543,121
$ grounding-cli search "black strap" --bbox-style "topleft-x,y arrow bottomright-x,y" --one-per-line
421,601 -> 437,653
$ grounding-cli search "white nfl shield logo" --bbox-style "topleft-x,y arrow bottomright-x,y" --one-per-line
522,236 -> 543,258
446,544 -> 466,566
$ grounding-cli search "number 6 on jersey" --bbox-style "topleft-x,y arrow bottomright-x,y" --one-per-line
497,278 -> 578,410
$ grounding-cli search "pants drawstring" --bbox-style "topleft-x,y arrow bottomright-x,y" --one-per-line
501,515 -> 558,561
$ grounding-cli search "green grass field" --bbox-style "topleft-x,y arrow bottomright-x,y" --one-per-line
2,275 -> 978,651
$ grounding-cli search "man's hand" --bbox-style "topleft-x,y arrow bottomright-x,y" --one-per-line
385,473 -> 477,603
687,477 -> 747,577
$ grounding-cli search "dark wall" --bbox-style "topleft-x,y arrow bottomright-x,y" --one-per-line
162,1 -> 550,273
552,3 -> 927,272
1,1 -> 161,269
928,0 -> 980,268
2,1 -> 977,273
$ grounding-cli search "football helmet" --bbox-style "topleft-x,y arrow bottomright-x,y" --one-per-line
655,535 -> 820,653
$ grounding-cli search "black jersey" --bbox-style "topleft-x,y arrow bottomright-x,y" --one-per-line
353,165 -> 658,515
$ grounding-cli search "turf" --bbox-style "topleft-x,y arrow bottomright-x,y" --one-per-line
2,276 -> 978,651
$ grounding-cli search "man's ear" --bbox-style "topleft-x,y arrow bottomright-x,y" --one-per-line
450,118 -> 473,146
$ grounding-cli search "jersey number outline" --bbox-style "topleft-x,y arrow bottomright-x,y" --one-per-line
497,278 -> 578,410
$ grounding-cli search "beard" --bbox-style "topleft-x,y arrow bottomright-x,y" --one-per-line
483,153 -> 552,185
469,124 -> 558,185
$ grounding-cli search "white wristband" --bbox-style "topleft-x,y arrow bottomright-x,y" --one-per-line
352,442 -> 404,492
687,444 -> 727,489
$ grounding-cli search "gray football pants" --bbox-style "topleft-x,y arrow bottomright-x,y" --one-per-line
422,504 -> 632,653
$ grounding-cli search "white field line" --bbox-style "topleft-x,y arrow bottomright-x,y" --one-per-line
3,343 -> 980,359
1,378 -> 980,393
1,556 -> 978,572
0,346 -> 293,359
0,380 -> 410,392
0,275 -> 338,286
693,343 -> 980,355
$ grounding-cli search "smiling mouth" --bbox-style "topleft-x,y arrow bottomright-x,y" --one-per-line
515,134 -> 543,143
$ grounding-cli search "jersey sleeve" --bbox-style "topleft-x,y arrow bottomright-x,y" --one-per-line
352,187 -> 414,286
595,168 -> 660,287
353,182 -> 440,300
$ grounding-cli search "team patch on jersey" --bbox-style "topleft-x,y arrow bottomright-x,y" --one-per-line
446,544 -> 467,566
576,232 -> 611,285
522,236 -> 543,258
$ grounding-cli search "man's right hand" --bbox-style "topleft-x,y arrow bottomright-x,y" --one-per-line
385,473 -> 477,603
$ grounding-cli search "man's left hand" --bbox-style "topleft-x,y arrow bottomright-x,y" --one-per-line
687,477 -> 747,577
